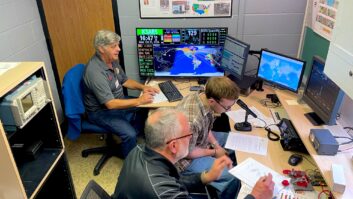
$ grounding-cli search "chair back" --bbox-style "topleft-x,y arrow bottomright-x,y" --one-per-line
62,64 -> 106,140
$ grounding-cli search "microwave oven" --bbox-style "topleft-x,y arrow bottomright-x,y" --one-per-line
0,76 -> 49,129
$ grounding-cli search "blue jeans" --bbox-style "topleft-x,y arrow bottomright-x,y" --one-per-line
87,107 -> 147,158
181,131 -> 241,199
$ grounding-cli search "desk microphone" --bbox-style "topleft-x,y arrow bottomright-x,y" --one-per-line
235,99 -> 257,131
236,99 -> 257,118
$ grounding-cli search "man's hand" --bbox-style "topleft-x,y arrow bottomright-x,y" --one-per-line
138,92 -> 154,105
201,156 -> 232,184
250,173 -> 274,199
143,86 -> 159,95
214,146 -> 227,158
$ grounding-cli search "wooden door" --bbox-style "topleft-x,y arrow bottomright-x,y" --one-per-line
40,0 -> 115,84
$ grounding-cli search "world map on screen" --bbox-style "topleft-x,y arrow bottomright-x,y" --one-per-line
258,53 -> 304,91
153,45 -> 224,76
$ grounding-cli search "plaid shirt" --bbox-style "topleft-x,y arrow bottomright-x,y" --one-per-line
175,92 -> 215,172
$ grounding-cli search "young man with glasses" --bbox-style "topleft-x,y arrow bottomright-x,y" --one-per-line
176,76 -> 241,199
112,108 -> 274,199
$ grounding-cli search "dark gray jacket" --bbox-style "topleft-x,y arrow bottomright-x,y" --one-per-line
112,145 -> 205,199
112,145 -> 256,199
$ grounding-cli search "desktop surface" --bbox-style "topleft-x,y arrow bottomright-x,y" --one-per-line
275,89 -> 353,199
228,86 -> 352,199
141,80 -> 352,198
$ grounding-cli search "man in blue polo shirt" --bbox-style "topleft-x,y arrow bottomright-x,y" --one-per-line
83,30 -> 159,158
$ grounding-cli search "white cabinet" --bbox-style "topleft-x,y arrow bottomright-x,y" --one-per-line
325,0 -> 353,99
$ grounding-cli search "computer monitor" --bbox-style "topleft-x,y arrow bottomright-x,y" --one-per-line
257,49 -> 305,93
220,35 -> 250,80
136,27 -> 227,77
302,56 -> 345,126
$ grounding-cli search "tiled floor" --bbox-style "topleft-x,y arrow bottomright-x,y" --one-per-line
65,134 -> 124,198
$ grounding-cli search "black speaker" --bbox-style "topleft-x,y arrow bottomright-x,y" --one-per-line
256,79 -> 264,91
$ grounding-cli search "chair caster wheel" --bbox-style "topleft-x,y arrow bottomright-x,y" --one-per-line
82,151 -> 88,157
94,170 -> 100,176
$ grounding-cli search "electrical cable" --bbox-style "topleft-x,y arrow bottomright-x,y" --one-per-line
338,145 -> 353,152
344,126 -> 353,138
256,117 -> 267,128
265,127 -> 280,141
334,136 -> 353,145
260,99 -> 281,108
254,117 -> 280,141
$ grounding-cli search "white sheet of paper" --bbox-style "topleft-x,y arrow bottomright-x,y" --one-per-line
286,100 -> 299,106
0,62 -> 19,75
226,106 -> 275,128
152,91 -> 168,103
146,80 -> 168,103
225,133 -> 268,156
238,183 -> 318,199
229,158 -> 289,196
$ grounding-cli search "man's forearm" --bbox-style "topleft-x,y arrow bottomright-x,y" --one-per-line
123,79 -> 145,90
105,98 -> 140,109
187,147 -> 215,159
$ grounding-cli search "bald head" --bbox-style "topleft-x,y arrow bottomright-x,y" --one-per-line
145,108 -> 189,150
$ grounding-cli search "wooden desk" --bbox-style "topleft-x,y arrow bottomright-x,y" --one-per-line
139,78 -> 199,108
141,80 -> 352,197
275,90 -> 353,199
232,87 -> 317,177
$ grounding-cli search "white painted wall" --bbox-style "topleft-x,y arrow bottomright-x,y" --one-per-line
6,0 -> 351,128
0,0 -> 63,122
116,0 -> 307,95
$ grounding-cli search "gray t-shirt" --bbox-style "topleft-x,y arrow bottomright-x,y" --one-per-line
83,53 -> 128,112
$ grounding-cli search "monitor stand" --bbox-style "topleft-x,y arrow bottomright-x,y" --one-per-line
227,74 -> 257,96
304,112 -> 324,126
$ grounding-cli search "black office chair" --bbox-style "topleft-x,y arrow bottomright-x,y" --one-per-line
80,180 -> 111,199
62,64 -> 122,176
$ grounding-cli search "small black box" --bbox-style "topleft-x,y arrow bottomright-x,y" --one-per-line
25,140 -> 43,160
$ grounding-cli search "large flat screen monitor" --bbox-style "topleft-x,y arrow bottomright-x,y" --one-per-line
136,27 -> 227,77
220,35 -> 250,80
302,56 -> 345,126
257,49 -> 305,92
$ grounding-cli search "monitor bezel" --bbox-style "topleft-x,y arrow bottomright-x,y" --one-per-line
301,55 -> 345,125
256,49 -> 306,93
135,27 -> 228,78
221,35 -> 250,81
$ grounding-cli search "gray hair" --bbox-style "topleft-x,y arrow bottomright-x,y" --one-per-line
145,108 -> 186,149
94,30 -> 121,53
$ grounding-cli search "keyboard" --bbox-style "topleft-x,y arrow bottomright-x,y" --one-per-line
158,80 -> 183,102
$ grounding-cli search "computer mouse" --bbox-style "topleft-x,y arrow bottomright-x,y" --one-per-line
288,154 -> 303,166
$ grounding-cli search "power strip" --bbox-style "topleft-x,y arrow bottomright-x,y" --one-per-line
331,164 -> 346,193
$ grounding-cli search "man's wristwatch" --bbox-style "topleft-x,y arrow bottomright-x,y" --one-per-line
209,142 -> 218,149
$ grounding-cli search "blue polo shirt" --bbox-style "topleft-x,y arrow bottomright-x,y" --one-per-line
83,53 -> 128,112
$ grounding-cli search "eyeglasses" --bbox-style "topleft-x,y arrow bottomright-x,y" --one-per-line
214,99 -> 235,111
166,133 -> 193,144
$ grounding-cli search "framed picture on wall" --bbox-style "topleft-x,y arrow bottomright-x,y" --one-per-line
312,0 -> 339,41
139,0 -> 232,18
